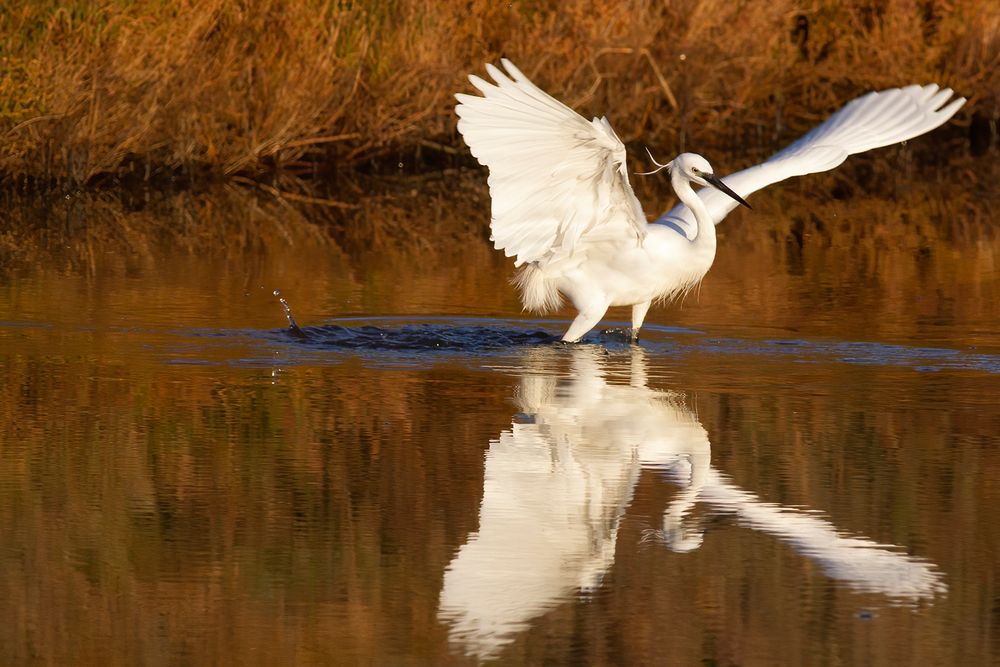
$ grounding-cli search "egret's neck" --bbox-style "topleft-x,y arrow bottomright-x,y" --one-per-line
671,171 -> 716,247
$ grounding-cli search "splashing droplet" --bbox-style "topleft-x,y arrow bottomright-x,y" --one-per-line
273,289 -> 307,338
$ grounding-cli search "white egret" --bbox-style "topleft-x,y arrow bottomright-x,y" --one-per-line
455,59 -> 965,342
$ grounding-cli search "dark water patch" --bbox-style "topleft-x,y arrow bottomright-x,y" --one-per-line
162,318 -> 1000,375
0,320 -> 53,330
270,320 -> 559,352
214,318 -> 653,370
152,318 -> 567,369
638,333 -> 1000,375
769,338 -> 1000,374
263,317 -> 696,358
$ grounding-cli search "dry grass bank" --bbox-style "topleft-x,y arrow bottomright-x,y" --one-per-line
0,0 -> 996,188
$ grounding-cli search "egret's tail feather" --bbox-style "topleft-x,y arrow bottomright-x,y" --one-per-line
513,264 -> 562,313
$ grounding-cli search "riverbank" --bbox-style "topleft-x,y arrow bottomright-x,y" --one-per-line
1,1 -> 996,188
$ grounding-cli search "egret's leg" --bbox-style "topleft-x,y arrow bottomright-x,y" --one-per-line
631,301 -> 652,341
562,304 -> 610,343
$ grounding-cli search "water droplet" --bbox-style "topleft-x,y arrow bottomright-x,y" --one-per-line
274,291 -> 305,337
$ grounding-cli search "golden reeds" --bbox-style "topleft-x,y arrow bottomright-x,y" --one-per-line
0,0 -> 995,186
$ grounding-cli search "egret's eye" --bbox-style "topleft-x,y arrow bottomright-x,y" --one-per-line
690,167 -> 700,176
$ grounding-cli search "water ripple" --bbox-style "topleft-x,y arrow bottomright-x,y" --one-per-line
282,321 -> 558,351
674,335 -> 1000,374
177,317 -> 1000,374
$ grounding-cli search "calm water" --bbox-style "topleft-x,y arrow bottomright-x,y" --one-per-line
1,191 -> 999,665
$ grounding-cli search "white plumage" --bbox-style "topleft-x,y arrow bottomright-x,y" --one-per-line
659,83 -> 967,233
455,59 -> 965,342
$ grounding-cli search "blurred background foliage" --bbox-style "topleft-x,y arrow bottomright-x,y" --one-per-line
0,0 -> 995,187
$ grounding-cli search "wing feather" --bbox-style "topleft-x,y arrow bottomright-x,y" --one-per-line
456,59 -> 646,267
658,85 -> 965,230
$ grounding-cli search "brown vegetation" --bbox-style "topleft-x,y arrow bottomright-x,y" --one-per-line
0,0 -> 997,189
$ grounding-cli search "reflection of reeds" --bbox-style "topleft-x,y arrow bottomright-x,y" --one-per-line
0,185 -> 336,274
0,161 -> 996,280
0,173 -> 496,271
0,333 -> 997,664
0,1 -> 996,186
2,177 -> 995,349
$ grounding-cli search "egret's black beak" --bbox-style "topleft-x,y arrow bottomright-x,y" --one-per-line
705,174 -> 751,209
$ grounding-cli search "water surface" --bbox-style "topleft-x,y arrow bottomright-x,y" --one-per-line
1,192 -> 999,665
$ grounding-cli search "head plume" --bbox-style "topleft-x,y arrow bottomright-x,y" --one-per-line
636,147 -> 672,176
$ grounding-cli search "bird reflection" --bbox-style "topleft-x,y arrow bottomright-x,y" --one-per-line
438,346 -> 945,660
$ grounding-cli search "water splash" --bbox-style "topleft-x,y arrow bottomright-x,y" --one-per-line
272,289 -> 307,339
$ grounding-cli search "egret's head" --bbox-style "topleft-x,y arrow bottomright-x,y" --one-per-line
637,149 -> 702,179
672,153 -> 713,185
674,152 -> 751,209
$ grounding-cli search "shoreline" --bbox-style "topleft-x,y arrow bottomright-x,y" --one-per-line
1,2 -> 995,186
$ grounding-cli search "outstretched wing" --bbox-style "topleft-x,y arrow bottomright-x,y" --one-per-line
658,85 -> 966,229
456,59 -> 646,267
